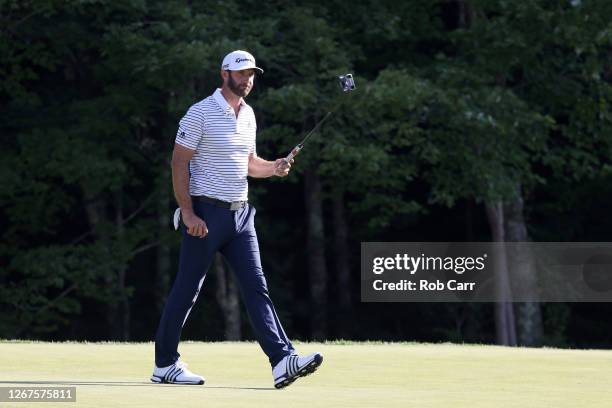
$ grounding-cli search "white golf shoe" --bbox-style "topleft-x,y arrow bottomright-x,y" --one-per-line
272,352 -> 323,389
150,360 -> 205,385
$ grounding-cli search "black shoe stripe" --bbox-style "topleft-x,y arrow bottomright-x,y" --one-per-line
164,367 -> 175,382
171,368 -> 183,382
285,356 -> 291,377
163,368 -> 172,382
165,366 -> 180,382
289,355 -> 298,377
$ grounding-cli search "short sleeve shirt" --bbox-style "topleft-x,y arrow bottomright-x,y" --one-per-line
175,89 -> 257,202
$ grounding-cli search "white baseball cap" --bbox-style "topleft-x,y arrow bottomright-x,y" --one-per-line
221,50 -> 264,74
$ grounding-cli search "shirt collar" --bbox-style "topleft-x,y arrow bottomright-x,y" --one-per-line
213,88 -> 246,114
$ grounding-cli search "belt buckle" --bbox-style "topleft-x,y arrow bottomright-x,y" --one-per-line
230,201 -> 243,211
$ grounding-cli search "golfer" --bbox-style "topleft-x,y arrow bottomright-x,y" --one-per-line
151,50 -> 323,389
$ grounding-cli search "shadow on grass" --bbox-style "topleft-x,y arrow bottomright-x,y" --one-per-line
0,380 -> 274,391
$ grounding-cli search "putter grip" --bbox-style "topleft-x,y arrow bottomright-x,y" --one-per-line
284,145 -> 302,163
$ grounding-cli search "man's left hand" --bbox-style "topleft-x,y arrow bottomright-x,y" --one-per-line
274,158 -> 293,177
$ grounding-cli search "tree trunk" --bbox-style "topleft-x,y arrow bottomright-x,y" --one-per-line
504,184 -> 543,346
114,189 -> 130,341
485,200 -> 517,346
83,191 -> 118,340
304,166 -> 327,340
214,253 -> 241,340
156,163 -> 172,314
332,187 -> 351,337
85,189 -> 130,341
84,195 -> 106,233
465,200 -> 475,241
457,0 -> 475,28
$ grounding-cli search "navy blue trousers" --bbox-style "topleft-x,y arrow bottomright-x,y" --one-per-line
154,200 -> 294,368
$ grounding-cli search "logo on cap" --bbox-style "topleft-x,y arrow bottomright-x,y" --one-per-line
236,58 -> 253,63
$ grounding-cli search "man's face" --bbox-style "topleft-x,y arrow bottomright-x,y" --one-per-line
225,69 -> 255,97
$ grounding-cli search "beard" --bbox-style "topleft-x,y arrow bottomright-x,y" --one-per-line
227,73 -> 251,97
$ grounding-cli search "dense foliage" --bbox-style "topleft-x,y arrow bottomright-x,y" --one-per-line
1,0 -> 611,347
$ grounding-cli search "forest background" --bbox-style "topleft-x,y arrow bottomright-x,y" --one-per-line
1,0 -> 611,348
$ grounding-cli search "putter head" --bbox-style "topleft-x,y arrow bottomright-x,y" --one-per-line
338,74 -> 356,92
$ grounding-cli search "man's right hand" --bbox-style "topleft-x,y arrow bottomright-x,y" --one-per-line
181,210 -> 208,238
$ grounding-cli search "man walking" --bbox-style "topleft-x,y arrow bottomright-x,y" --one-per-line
151,50 -> 323,389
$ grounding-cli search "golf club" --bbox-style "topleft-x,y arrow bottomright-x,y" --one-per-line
283,73 -> 356,164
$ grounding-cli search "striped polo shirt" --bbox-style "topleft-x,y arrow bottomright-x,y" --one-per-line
175,89 -> 257,202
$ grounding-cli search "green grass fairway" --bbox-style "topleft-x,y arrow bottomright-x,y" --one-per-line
0,341 -> 610,408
